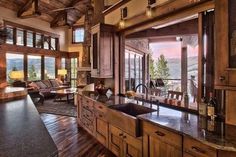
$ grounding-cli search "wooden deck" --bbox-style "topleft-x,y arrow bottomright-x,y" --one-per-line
40,113 -> 116,157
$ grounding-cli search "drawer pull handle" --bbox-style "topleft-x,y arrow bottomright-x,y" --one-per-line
155,131 -> 165,136
219,76 -> 225,81
98,114 -> 103,118
119,133 -> 123,136
191,146 -> 206,154
123,135 -> 126,139
98,106 -> 103,109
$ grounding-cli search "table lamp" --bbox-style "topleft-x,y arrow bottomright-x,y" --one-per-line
9,70 -> 25,87
58,69 -> 67,83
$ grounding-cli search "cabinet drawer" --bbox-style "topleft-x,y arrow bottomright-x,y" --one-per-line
82,117 -> 94,134
94,102 -> 107,114
82,108 -> 94,121
94,111 -> 107,121
82,98 -> 94,111
184,136 -> 217,157
143,121 -> 182,149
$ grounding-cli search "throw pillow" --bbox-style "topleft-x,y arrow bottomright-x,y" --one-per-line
42,80 -> 52,87
28,82 -> 40,90
50,79 -> 60,87
35,81 -> 48,89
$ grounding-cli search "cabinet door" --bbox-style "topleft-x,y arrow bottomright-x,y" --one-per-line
99,31 -> 113,77
123,133 -> 142,157
149,135 -> 182,157
95,117 -> 108,147
77,95 -> 82,124
184,152 -> 195,157
109,125 -> 123,157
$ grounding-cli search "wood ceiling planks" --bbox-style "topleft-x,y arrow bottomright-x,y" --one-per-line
0,0 -> 91,27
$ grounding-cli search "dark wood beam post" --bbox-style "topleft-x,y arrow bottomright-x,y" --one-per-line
24,54 -> 28,81
93,0 -> 105,25
198,12 -> 204,104
17,0 -> 41,18
41,56 -> 45,80
0,48 -> 6,87
181,44 -> 188,93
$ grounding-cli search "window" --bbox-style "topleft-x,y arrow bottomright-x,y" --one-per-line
61,58 -> 66,69
28,55 -> 41,81
6,53 -> 24,83
27,31 -> 33,47
44,57 -> 55,79
51,38 -> 56,50
35,34 -> 42,48
16,29 -> 24,46
43,36 -> 49,49
71,58 -> 78,87
125,50 -> 143,91
6,27 -> 13,44
72,27 -> 84,43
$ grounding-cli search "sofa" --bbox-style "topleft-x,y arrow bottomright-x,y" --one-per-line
28,79 -> 69,98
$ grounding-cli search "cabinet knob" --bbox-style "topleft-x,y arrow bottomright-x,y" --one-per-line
123,135 -> 126,139
219,76 -> 226,81
119,133 -> 123,136
155,131 -> 165,137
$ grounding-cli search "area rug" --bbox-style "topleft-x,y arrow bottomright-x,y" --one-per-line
36,98 -> 77,117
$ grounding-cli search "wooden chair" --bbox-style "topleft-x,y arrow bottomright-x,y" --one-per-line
167,90 -> 183,101
149,88 -> 161,96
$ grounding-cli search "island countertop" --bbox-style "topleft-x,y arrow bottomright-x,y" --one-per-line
79,91 -> 236,152
0,95 -> 58,157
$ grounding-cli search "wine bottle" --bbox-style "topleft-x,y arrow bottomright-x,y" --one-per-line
199,97 -> 207,116
207,92 -> 217,119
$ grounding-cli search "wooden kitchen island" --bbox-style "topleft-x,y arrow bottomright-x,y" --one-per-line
78,91 -> 236,157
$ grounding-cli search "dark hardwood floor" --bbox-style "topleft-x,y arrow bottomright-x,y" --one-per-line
40,114 -> 116,157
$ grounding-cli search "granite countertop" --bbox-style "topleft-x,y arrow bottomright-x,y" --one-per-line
79,91 -> 236,152
0,95 -> 58,157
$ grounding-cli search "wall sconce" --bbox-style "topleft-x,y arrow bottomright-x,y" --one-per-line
119,7 -> 128,29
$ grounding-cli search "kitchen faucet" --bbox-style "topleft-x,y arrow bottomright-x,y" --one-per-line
135,84 -> 149,100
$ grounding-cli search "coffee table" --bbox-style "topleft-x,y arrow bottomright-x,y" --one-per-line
51,88 -> 78,104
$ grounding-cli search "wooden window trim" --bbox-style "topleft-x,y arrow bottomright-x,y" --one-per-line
72,26 -> 85,44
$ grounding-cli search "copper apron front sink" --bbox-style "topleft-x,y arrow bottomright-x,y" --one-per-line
107,103 -> 156,137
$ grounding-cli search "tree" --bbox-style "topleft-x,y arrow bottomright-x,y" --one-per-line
149,53 -> 157,79
156,54 -> 170,84
28,65 -> 37,80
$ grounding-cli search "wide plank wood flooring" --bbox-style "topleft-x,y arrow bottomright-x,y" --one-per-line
40,113 -> 116,157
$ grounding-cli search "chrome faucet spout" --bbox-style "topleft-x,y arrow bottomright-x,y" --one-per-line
135,84 -> 148,100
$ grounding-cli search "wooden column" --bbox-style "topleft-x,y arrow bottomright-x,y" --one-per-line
120,34 -> 126,93
198,12 -> 204,103
24,54 -> 28,81
0,47 -> 6,87
181,44 -> 188,93
41,56 -> 45,80
93,0 -> 104,25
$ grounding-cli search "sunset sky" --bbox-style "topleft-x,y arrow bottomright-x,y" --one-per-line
149,41 -> 198,60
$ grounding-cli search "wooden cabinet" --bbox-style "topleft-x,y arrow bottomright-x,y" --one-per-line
142,121 -> 182,157
215,0 -> 236,88
80,97 -> 95,135
109,124 -> 142,157
91,23 -> 115,78
183,136 -> 217,157
94,102 -> 109,147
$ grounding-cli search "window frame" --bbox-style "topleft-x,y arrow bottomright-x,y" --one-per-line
72,26 -> 85,44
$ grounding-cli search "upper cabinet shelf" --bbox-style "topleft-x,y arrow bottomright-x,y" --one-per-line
215,0 -> 236,89
91,23 -> 115,78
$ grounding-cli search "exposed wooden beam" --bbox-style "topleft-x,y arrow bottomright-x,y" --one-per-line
126,19 -> 198,39
17,0 -> 41,18
50,0 -> 84,28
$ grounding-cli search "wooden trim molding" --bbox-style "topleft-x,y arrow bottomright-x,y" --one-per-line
4,20 -> 60,38
103,0 -> 131,15
120,0 -> 214,35
1,44 -> 69,58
